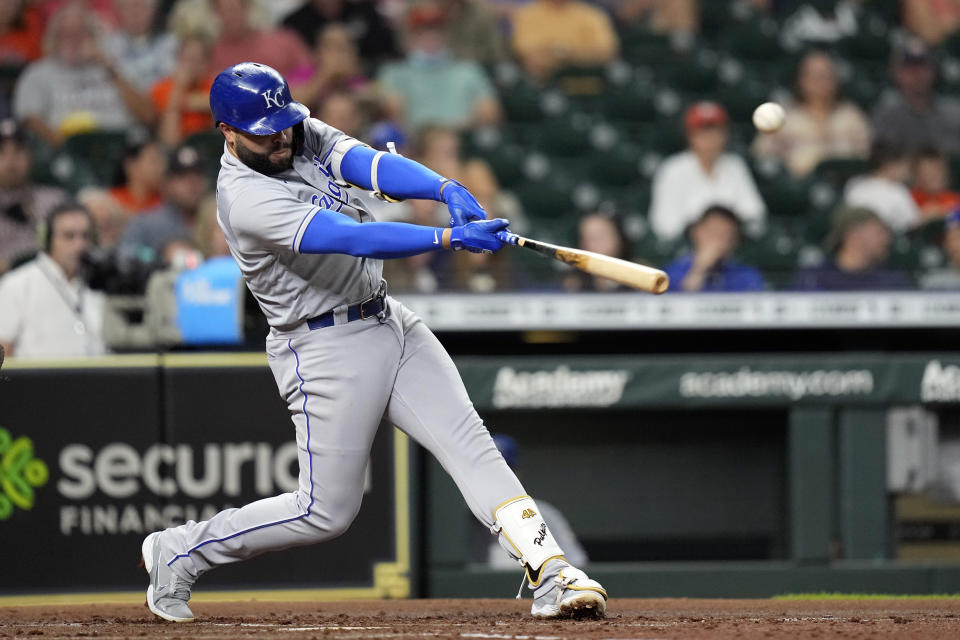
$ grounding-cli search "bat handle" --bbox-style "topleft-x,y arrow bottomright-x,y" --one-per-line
496,230 -> 520,245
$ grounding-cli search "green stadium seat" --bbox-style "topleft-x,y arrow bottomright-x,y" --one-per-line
473,142 -> 527,189
549,65 -> 608,97
63,131 -> 129,186
511,172 -> 577,220
529,114 -> 594,157
601,82 -> 658,123
586,145 -> 644,187
619,28 -> 672,62
725,20 -> 782,61
500,82 -> 547,123
635,120 -> 686,156
812,157 -> 870,190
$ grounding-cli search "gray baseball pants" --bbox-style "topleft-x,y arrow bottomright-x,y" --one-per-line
160,297 -> 525,582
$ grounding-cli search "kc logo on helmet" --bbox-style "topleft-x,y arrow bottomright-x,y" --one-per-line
261,88 -> 286,109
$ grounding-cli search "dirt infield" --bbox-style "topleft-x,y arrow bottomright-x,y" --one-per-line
2,598 -> 960,639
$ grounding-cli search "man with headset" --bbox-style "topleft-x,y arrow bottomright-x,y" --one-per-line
0,202 -> 107,359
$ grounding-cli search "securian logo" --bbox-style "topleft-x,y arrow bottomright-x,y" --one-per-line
0,426 -> 49,520
533,523 -> 547,546
521,508 -> 537,519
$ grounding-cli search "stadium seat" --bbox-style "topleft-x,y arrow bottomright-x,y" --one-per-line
601,82 -> 659,123
472,142 -> 527,189
529,114 -> 595,157
635,120 -> 686,156
812,157 -> 870,190
586,145 -> 644,187
725,19 -> 783,62
500,82 -> 547,123
511,171 -> 577,220
63,131 -> 129,186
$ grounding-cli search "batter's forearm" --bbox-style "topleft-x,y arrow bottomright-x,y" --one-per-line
298,209 -> 450,258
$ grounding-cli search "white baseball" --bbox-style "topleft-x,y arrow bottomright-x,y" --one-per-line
752,102 -> 785,133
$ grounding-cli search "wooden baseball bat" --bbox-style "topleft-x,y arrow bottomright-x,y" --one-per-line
497,231 -> 669,294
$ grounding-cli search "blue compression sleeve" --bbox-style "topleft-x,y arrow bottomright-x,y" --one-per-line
298,209 -> 444,259
339,145 -> 446,201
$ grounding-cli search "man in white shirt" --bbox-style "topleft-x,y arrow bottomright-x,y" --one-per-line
648,101 -> 767,241
0,203 -> 106,359
844,141 -> 920,233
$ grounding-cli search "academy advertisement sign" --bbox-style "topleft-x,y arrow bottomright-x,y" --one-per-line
0,360 -> 408,594
457,355 -> 960,409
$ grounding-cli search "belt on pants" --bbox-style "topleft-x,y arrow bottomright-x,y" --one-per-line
306,289 -> 386,330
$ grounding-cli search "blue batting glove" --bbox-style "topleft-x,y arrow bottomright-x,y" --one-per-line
449,218 -> 509,254
441,180 -> 487,226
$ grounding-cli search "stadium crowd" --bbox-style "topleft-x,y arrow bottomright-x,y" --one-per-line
2,0 -> 960,356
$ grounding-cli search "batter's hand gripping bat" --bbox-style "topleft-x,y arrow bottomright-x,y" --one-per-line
497,231 -> 669,294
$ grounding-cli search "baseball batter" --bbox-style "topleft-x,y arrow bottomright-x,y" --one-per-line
141,62 -> 606,622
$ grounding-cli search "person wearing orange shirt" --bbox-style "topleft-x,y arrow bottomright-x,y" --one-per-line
109,137 -> 167,216
911,147 -> 960,220
152,33 -> 215,147
0,1 -> 44,65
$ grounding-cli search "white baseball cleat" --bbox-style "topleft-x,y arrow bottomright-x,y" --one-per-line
141,532 -> 195,622
530,566 -> 607,619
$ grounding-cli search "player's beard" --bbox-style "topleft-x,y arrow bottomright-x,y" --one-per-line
235,138 -> 295,176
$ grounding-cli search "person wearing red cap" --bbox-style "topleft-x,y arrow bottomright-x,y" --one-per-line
648,101 -> 766,241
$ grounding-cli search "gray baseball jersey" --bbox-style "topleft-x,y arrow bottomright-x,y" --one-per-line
155,119 -> 570,593
216,118 -> 380,330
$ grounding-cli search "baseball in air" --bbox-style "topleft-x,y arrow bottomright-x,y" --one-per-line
752,102 -> 785,133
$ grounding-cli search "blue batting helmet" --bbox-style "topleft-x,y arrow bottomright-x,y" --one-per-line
209,62 -> 309,136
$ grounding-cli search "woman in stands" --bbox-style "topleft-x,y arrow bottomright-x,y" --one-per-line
752,49 -> 871,178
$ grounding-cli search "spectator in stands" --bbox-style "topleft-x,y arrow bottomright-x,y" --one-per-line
451,160 -> 523,292
109,137 -> 167,216
752,50 -> 871,178
920,209 -> 960,289
208,0 -> 312,81
0,1 -> 44,66
193,194 -> 230,258
511,0 -> 619,81
442,0 -> 508,65
318,91 -> 363,138
377,5 -> 500,131
282,0 -> 398,62
293,23 -> 371,115
563,212 -> 633,292
13,1 -> 155,146
380,198 -> 453,292
649,101 -> 766,242
872,36 -> 960,155
911,147 -> 960,221
77,187 -> 126,250
0,202 -> 107,358
34,0 -> 118,26
844,142 -> 920,233
117,145 -> 209,263
152,32 -> 216,147
793,206 -> 912,291
102,0 -> 176,94
903,0 -> 960,47
0,119 -> 67,274
664,205 -> 765,293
